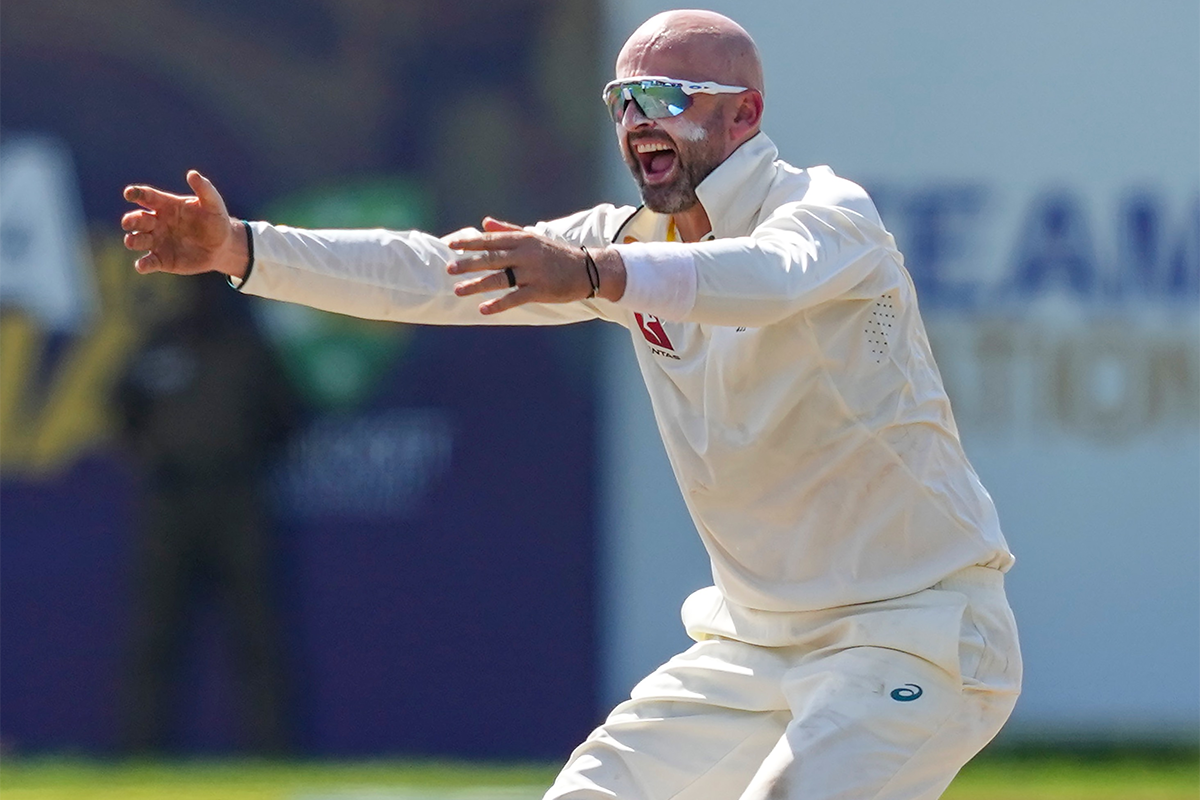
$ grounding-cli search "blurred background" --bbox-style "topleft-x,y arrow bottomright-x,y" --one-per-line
1,0 -> 1197,770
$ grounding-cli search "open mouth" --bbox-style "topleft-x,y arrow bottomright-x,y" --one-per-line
633,140 -> 678,184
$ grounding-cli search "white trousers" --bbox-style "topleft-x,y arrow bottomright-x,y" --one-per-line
546,567 -> 1021,800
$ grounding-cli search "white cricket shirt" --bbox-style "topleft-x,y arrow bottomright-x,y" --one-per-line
237,132 -> 1013,618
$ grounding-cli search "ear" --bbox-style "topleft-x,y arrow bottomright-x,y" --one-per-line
730,90 -> 764,141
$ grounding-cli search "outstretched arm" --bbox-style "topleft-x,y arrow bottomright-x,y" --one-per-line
121,173 -> 624,327
122,170 -> 250,279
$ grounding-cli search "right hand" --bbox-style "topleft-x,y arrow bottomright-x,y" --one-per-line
121,170 -> 249,279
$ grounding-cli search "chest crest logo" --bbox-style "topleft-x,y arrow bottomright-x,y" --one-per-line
635,313 -> 675,351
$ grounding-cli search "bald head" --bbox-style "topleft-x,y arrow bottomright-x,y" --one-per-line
610,10 -> 766,226
616,10 -> 764,94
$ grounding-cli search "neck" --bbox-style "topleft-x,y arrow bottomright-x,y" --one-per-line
672,204 -> 712,243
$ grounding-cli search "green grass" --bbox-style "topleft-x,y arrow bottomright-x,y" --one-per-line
0,759 -> 556,800
1,750 -> 1196,800
942,752 -> 1199,800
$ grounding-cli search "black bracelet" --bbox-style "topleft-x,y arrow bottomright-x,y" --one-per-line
581,245 -> 600,298
241,219 -> 256,284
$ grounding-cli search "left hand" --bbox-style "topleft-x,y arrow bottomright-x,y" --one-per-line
121,170 -> 248,278
447,218 -> 596,315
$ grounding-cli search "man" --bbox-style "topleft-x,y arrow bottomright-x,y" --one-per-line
122,9 -> 1021,799
115,275 -> 294,754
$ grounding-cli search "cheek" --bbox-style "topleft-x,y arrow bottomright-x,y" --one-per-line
617,135 -> 649,176
666,117 -> 709,144
663,105 -> 728,149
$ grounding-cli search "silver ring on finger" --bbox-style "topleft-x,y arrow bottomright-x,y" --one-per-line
504,266 -> 516,288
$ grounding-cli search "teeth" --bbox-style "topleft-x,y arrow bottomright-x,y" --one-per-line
635,142 -> 672,153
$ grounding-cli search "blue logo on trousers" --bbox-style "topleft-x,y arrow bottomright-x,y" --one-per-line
890,684 -> 923,701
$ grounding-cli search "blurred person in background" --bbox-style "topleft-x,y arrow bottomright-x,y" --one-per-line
119,9 -> 1021,799
114,273 -> 296,755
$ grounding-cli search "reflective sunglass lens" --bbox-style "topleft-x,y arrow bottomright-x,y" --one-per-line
604,82 -> 691,122
606,89 -> 627,121
638,84 -> 690,118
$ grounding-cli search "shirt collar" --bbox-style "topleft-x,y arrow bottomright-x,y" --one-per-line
695,131 -> 779,239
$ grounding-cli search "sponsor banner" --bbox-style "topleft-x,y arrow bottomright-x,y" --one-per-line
1,0 -> 604,759
0,135 -> 98,332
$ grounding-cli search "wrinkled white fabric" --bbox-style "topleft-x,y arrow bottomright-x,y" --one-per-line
239,131 -> 1013,613
546,567 -> 1022,800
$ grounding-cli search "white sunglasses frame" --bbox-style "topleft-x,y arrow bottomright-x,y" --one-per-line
601,75 -> 750,121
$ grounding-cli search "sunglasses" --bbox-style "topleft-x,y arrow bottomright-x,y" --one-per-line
602,76 -> 749,123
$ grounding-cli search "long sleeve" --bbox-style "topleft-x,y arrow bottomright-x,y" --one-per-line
685,200 -> 897,327
236,222 -> 608,327
612,170 -> 901,328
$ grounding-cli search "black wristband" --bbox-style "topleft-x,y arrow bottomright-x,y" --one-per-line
240,219 -> 255,285
581,246 -> 600,299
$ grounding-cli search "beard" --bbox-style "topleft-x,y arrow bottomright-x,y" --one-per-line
623,108 -> 728,214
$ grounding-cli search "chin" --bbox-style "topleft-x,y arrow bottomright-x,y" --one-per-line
639,183 -> 699,215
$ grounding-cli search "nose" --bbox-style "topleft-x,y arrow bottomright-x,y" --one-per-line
620,97 -> 652,130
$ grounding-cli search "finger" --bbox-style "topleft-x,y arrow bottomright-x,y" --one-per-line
121,209 -> 157,232
454,270 -> 513,297
448,250 -> 509,274
133,252 -> 162,274
440,226 -> 482,244
482,217 -> 524,233
124,183 -> 189,211
445,231 -> 529,251
123,231 -> 158,251
479,286 -> 533,315
186,169 -> 229,215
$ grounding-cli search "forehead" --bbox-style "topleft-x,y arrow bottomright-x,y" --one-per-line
615,36 -> 716,83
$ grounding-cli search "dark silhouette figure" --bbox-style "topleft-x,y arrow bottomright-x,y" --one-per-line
116,275 -> 296,754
